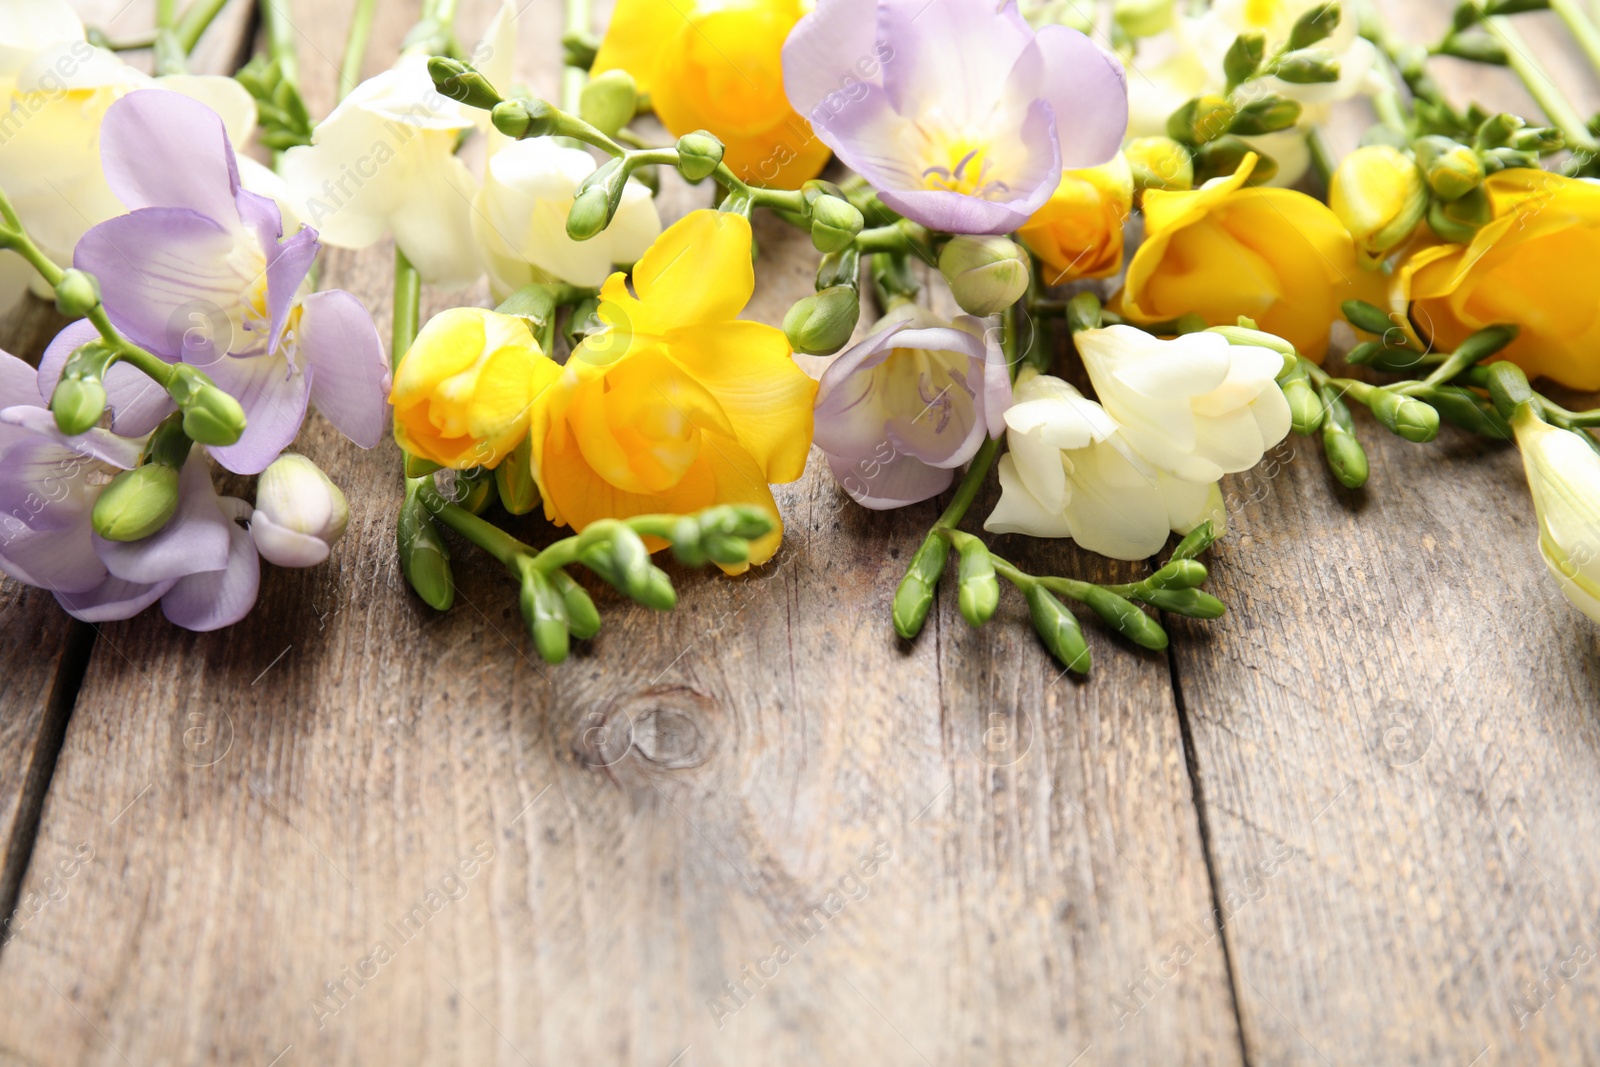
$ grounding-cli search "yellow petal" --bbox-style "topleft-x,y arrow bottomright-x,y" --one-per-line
589,0 -> 685,97
632,209 -> 755,327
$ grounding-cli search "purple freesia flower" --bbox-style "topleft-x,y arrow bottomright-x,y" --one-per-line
782,0 -> 1128,235
815,307 -> 1011,509
69,89 -> 390,475
0,350 -> 259,630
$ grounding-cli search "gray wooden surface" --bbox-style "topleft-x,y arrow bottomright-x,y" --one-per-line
0,1 -> 1597,1064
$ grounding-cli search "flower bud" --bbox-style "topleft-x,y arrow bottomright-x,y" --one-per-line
1224,33 -> 1267,90
1081,586 -> 1168,650
1321,395 -> 1368,489
676,130 -> 725,182
953,536 -> 999,628
1288,2 -> 1341,49
398,494 -> 454,611
1330,146 -> 1427,268
1167,94 -> 1235,145
427,57 -> 503,111
1486,360 -> 1534,419
520,567 -> 570,665
250,453 -> 350,568
1368,389 -> 1440,443
53,269 -> 100,317
893,533 -> 950,640
1169,520 -> 1219,562
783,285 -> 861,355
1194,135 -> 1276,185
1428,183 -> 1493,243
579,69 -> 637,136
1424,384 -> 1511,439
51,377 -> 108,436
1146,559 -> 1209,589
1413,136 -> 1484,201
1125,136 -> 1194,197
495,436 -> 540,516
939,235 -> 1030,316
1283,374 -> 1325,436
1025,585 -> 1090,674
809,195 -> 864,254
1511,404 -> 1600,624
1229,95 -> 1302,137
550,568 -> 601,640
1341,299 -> 1397,336
1113,0 -> 1175,38
566,185 -> 613,241
1138,587 -> 1227,618
178,381 -> 248,446
1273,49 -> 1341,84
92,464 -> 181,543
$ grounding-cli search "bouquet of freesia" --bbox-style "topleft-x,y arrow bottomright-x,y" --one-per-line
2,0 -> 1597,674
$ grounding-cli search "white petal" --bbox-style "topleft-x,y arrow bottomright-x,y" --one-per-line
985,454 -> 1072,538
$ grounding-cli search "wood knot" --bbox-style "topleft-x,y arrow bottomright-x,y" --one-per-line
573,686 -> 718,773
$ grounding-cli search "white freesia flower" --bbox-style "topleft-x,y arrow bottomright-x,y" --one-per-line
0,0 -> 255,313
985,371 -> 1225,560
473,136 -> 661,298
1513,406 -> 1600,625
280,1 -> 515,289
1077,326 -> 1292,484
250,454 -> 351,568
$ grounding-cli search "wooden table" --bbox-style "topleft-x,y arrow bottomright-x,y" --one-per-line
1,1 -> 1597,1063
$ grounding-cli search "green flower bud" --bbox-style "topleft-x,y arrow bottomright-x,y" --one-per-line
1347,340 -> 1427,374
1194,135 -> 1276,185
1124,136 -> 1195,197
1066,291 -> 1104,335
1280,363 -> 1325,435
92,464 -> 181,542
447,467 -> 497,515
51,377 -> 107,436
178,383 -> 247,446
1486,360 -> 1534,419
1474,111 -> 1523,149
405,453 -> 443,479
1478,146 -> 1541,173
700,532 -> 750,566
1137,587 -> 1227,619
1413,135 -> 1484,201
550,568 -> 602,640
810,195 -> 864,255
1147,559 -> 1209,589
1169,520 -> 1219,562
1454,323 -> 1518,366
1224,32 -> 1267,91
1428,184 -> 1492,243
1025,585 -> 1091,674
1273,49 -> 1341,84
520,567 -> 571,665
1167,94 -> 1235,145
566,185 -> 612,241
1437,34 -> 1508,64
427,57 -> 504,110
491,99 -> 533,138
494,437 -> 540,516
637,566 -> 678,612
1424,384 -> 1512,439
783,285 -> 861,355
1322,417 -> 1369,489
1341,299 -> 1397,336
579,520 -> 654,597
1368,389 -> 1441,443
53,269 -> 100,317
670,516 -> 707,567
676,130 -> 725,182
893,532 -> 951,640
579,69 -> 637,136
701,504 -> 774,541
953,536 -> 999,628
1113,0 -> 1176,38
1229,95 -> 1303,137
398,494 -> 454,611
1510,125 -> 1563,154
939,235 -> 1030,316
1288,2 -> 1341,49
1080,586 -> 1168,650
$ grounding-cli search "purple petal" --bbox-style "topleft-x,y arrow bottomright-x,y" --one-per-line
782,0 -> 882,120
298,289 -> 390,448
39,320 -> 175,436
74,208 -> 242,364
2,521 -> 109,595
825,448 -> 953,510
161,520 -> 259,631
1007,25 -> 1127,169
0,350 -> 42,455
0,408 -> 144,469
879,0 -> 1032,128
55,575 -> 174,623
100,90 -> 242,226
92,454 -> 231,584
814,320 -> 914,458
236,187 -> 286,250
202,355 -> 311,476
265,227 -> 319,355
0,437 -> 96,533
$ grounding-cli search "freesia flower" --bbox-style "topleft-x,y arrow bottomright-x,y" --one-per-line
472,136 -> 661,298
1076,326 -> 1291,484
781,0 -> 1128,234
250,453 -> 350,568
0,0 -> 256,313
1394,169 -> 1600,391
984,370 -> 1224,560
1329,145 -> 1427,268
1117,154 -> 1381,360
527,210 -> 816,570
1016,153 -> 1134,284
814,305 -> 1009,510
593,0 -> 830,190
0,350 -> 259,630
1512,405 -> 1600,624
280,3 -> 514,288
392,308 -> 559,469
71,90 -> 390,475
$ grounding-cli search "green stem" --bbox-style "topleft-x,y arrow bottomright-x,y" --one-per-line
563,0 -> 590,112
261,0 -> 299,87
173,0 -> 231,52
392,247 -> 421,370
84,306 -> 175,387
1483,14 -> 1598,152
1307,128 -> 1338,190
157,0 -> 179,30
933,436 -> 1002,532
1550,0 -> 1600,83
416,484 -> 530,570
338,0 -> 379,102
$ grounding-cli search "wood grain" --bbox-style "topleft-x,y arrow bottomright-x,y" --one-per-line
1168,5 -> 1600,1064
0,1 -> 1241,1065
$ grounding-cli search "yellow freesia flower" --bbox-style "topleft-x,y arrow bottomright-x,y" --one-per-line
528,210 -> 817,570
1394,169 -> 1600,391
1329,145 -> 1427,268
1117,154 -> 1382,361
391,308 -> 559,469
591,0 -> 830,190
1016,153 -> 1134,285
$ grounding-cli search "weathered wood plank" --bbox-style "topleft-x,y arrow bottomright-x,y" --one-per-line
0,0 -> 254,962
1171,5 -> 1600,1064
0,1 -> 1241,1063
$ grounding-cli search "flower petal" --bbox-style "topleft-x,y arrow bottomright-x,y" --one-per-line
202,355 -> 311,475
0,407 -> 143,469
1006,25 -> 1127,170
985,453 -> 1072,538
879,0 -> 1032,128
825,446 -> 952,510
100,90 -> 242,225
299,289 -> 391,448
781,0 -> 881,119
265,226 -> 319,354
55,575 -> 174,623
160,519 -> 260,631
631,211 -> 754,327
